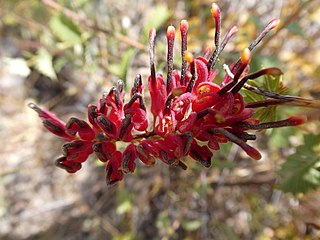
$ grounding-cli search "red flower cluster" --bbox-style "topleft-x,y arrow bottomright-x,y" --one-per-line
29,3 -> 305,185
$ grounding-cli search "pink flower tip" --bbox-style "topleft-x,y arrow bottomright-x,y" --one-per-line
267,18 -> 280,30
167,25 -> 176,40
229,25 -> 239,35
180,20 -> 188,33
149,28 -> 156,39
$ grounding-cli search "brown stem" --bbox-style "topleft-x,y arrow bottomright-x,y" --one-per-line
209,128 -> 261,160
133,131 -> 156,141
180,20 -> 188,86
254,0 -> 315,54
41,0 -> 145,50
244,84 -> 320,108
237,118 -> 302,130
186,60 -> 197,93
246,99 -> 288,108
149,29 -> 157,84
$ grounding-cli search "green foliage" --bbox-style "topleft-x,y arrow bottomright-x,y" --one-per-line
108,48 -> 135,83
73,0 -> 90,8
278,134 -> 320,194
116,187 -> 133,215
286,22 -> 304,37
112,233 -> 134,240
214,159 -> 236,169
269,127 -> 296,148
49,14 -> 83,45
156,211 -> 175,237
181,220 -> 201,231
32,48 -> 57,80
242,74 -> 286,122
143,4 -> 171,38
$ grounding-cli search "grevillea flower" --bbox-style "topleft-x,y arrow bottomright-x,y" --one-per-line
29,3 -> 316,185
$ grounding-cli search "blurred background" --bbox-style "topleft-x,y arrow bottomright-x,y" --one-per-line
0,0 -> 320,239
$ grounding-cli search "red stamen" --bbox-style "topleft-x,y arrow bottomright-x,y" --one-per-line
149,28 -> 156,84
166,25 -> 175,94
180,20 -> 188,85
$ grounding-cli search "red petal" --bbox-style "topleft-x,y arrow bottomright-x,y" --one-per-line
66,117 -> 95,141
28,103 -> 72,140
125,107 -> 148,131
122,144 -> 137,173
106,151 -> 124,185
192,92 -> 219,112
93,141 -> 116,162
189,141 -> 212,167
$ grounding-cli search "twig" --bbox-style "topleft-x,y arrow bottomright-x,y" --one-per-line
255,0 -> 315,54
41,0 -> 145,50
210,174 -> 276,187
244,84 -> 320,108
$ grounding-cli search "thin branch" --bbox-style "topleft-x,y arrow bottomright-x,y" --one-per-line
255,0 -> 315,54
243,84 -> 320,108
41,0 -> 145,50
210,174 -> 276,187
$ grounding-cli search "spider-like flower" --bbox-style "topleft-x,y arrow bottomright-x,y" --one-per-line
29,3 -> 307,185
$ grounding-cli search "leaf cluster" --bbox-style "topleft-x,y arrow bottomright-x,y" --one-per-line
278,134 -> 320,194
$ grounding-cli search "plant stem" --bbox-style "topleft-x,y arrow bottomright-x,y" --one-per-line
41,0 -> 145,50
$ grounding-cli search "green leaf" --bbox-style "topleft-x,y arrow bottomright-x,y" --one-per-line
214,159 -> 236,169
278,134 -> 320,194
287,22 -> 304,37
73,0 -> 90,7
242,88 -> 263,103
116,187 -> 133,215
53,57 -> 68,73
108,48 -> 135,82
242,74 -> 286,122
33,48 -> 57,80
182,220 -> 202,231
269,127 -> 296,148
116,200 -> 132,215
250,55 -> 283,73
143,4 -> 171,38
49,14 -> 82,44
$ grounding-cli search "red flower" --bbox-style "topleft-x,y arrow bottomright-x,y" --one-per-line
105,151 -> 123,185
29,3 -> 310,186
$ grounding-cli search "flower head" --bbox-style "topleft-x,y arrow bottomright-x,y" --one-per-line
29,3 -> 309,186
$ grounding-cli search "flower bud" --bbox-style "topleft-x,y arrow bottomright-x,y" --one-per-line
184,51 -> 194,63
240,48 -> 251,65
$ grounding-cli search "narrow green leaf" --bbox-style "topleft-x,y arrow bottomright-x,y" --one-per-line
214,159 -> 236,169
182,220 -> 202,231
269,127 -> 296,148
49,15 -> 82,44
242,74 -> 285,122
242,88 -> 263,103
107,48 -> 135,82
143,4 -> 171,37
116,200 -> 132,215
287,22 -> 305,37
33,48 -> 57,80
